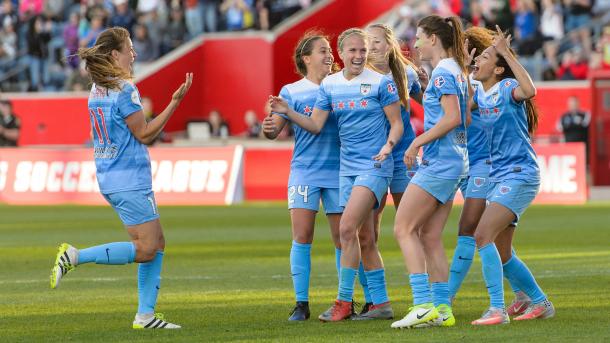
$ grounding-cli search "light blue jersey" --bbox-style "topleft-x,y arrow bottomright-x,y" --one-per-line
315,68 -> 399,177
279,78 -> 340,188
475,78 -> 540,182
419,58 -> 469,179
467,77 -> 491,177
391,65 -> 421,166
88,81 -> 151,194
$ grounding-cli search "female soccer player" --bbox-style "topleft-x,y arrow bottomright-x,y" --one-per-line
448,27 -> 532,315
50,27 -> 193,329
357,23 -> 423,314
391,15 -> 469,329
261,32 -> 342,321
470,26 -> 554,325
270,28 -> 403,322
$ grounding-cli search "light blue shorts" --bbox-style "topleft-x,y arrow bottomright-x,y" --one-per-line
102,189 -> 159,226
390,165 -> 418,194
340,175 -> 391,210
459,175 -> 490,199
410,172 -> 462,204
288,185 -> 342,214
487,179 -> 540,225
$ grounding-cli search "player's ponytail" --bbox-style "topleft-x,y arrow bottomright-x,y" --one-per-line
418,15 -> 467,74
77,27 -> 132,90
367,24 -> 410,109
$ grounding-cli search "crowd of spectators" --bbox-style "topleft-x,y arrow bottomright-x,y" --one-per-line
386,0 -> 610,81
0,0 -> 316,92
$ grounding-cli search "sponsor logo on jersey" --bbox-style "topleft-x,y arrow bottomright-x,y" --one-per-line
387,83 -> 396,94
360,84 -> 371,95
434,76 -> 445,88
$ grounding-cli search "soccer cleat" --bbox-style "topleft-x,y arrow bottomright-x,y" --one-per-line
288,301 -> 310,321
359,302 -> 373,315
352,302 -> 394,320
133,313 -> 181,329
390,303 -> 439,329
514,300 -> 555,321
50,243 -> 78,289
507,291 -> 532,316
413,304 -> 455,327
471,307 -> 510,325
318,300 -> 354,322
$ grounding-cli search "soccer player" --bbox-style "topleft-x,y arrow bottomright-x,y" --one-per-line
470,26 -> 554,325
49,27 -> 193,329
270,28 -> 403,322
261,32 -> 342,321
391,15 -> 469,329
359,23 -> 424,314
448,27 -> 533,315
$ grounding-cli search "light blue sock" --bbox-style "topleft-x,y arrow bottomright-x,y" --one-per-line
503,249 -> 522,294
335,248 -> 341,282
479,243 -> 505,309
358,262 -> 372,303
364,269 -> 389,305
448,235 -> 476,297
337,267 -> 357,302
409,273 -> 432,305
432,282 -> 450,307
503,253 -> 547,303
78,242 -> 135,265
290,241 -> 311,302
138,250 -> 164,315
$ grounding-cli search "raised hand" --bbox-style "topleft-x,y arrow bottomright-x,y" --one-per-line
268,96 -> 289,114
464,38 -> 477,67
172,73 -> 193,101
493,25 -> 512,58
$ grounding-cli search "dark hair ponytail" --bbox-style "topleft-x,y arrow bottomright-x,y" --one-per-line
417,15 -> 467,73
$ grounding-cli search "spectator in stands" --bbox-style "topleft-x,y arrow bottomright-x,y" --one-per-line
514,0 -> 540,56
220,0 -> 253,31
564,0 -> 593,57
557,96 -> 590,159
162,5 -> 187,54
63,12 -> 80,69
208,109 -> 229,138
592,24 -> 610,70
64,60 -> 90,91
243,109 -> 261,138
19,0 -> 43,18
0,99 -> 20,146
79,14 -> 105,48
184,0 -> 203,37
255,0 -> 270,30
540,0 -> 563,71
0,19 -> 16,73
0,0 -> 18,29
26,15 -> 51,91
557,46 -> 589,80
132,23 -> 158,63
203,0 -> 221,32
109,0 -> 136,35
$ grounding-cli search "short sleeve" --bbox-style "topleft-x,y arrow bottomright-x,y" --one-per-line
275,86 -> 292,120
431,70 -> 458,97
314,80 -> 332,111
379,75 -> 400,107
117,82 -> 143,119
501,79 -> 520,105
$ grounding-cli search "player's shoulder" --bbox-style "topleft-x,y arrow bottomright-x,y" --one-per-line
500,78 -> 519,90
361,67 -> 387,83
405,64 -> 418,79
434,58 -> 461,77
284,77 -> 318,95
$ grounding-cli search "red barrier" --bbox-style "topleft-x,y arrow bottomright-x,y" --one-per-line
242,143 -> 588,204
0,146 -> 243,205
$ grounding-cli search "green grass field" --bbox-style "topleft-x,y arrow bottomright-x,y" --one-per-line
1,203 -> 609,342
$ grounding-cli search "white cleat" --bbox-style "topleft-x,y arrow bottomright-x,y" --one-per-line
50,243 -> 79,289
391,303 -> 439,329
133,313 -> 181,329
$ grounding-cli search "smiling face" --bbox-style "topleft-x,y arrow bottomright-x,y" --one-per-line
339,33 -> 367,78
414,27 -> 434,62
303,38 -> 334,77
367,26 -> 390,63
112,38 -> 136,75
472,46 -> 501,82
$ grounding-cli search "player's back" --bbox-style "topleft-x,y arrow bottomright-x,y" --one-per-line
88,81 -> 151,194
281,78 -> 340,188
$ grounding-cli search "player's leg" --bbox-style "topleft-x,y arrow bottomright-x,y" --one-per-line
391,183 -> 441,328
287,185 -> 321,321
321,188 -> 342,292
495,226 -> 530,315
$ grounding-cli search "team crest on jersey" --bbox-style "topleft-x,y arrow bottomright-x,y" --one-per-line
303,105 -> 312,115
491,92 -> 499,104
387,83 -> 396,94
131,90 -> 141,106
434,76 -> 445,88
499,186 -> 511,194
474,177 -> 486,187
504,81 -> 512,87
360,84 -> 371,95
407,171 -> 416,178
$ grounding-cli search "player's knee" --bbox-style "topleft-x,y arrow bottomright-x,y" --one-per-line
393,222 -> 415,241
137,245 -> 158,262
339,224 -> 357,244
458,222 -> 476,236
473,232 -> 491,248
293,232 -> 313,244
